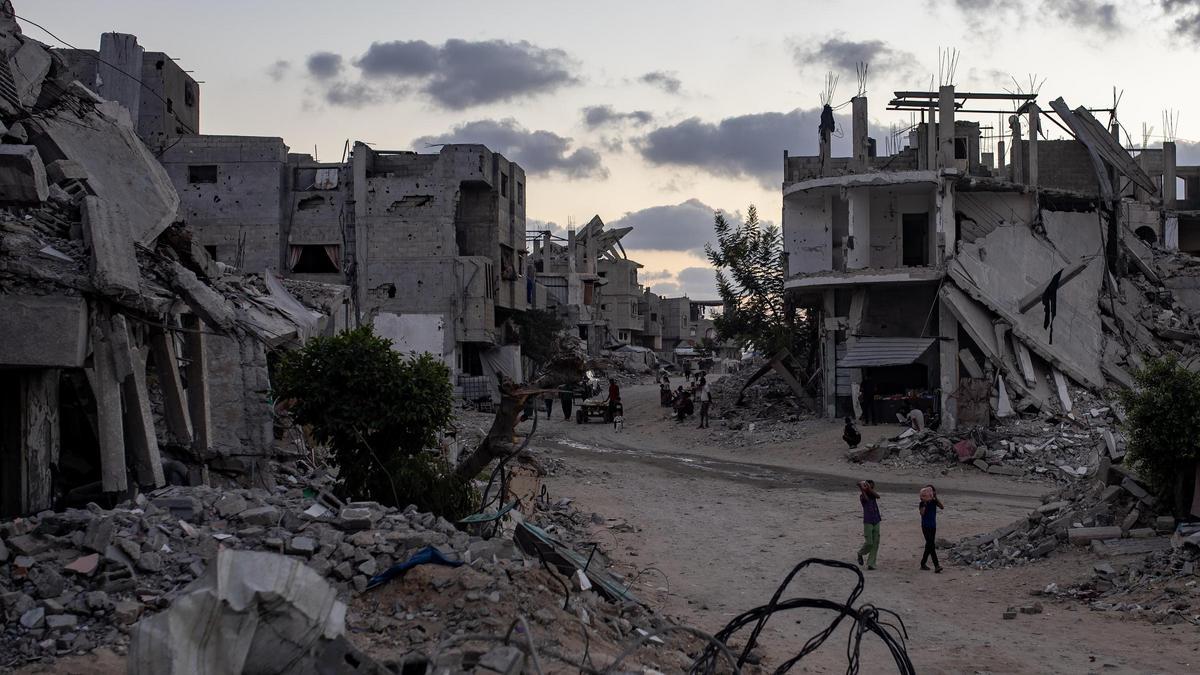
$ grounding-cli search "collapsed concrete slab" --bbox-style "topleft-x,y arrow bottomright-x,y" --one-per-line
30,86 -> 180,244
948,209 -> 1107,390
81,195 -> 139,296
0,295 -> 88,367
0,144 -> 47,203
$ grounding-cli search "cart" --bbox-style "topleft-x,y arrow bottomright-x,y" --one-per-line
576,400 -> 621,424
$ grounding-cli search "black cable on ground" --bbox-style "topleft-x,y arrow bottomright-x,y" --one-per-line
689,558 -> 915,675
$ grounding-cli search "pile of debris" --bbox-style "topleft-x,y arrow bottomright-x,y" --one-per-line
0,473 -> 697,672
950,456 -> 1179,569
1037,524 -> 1200,625
700,358 -> 815,446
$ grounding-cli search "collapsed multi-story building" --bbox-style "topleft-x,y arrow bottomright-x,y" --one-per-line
783,84 -> 1193,430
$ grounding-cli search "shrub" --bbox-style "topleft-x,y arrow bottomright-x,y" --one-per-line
273,326 -> 472,516
1118,356 -> 1200,510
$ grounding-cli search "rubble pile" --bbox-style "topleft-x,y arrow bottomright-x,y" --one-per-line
0,472 -> 697,672
950,457 -> 1179,569
700,359 -> 814,446
1037,524 -> 1200,625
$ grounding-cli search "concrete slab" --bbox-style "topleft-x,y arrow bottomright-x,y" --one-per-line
82,196 -> 140,296
947,209 -> 1106,390
0,144 -> 48,203
0,295 -> 88,367
34,98 -> 180,245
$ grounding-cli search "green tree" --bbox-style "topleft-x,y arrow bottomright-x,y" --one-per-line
1118,356 -> 1200,515
513,308 -> 566,368
274,326 -> 475,518
705,205 -> 814,360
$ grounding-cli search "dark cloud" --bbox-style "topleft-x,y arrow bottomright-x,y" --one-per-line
323,81 -> 383,108
639,71 -> 682,95
314,39 -> 578,109
414,119 -> 606,179
610,198 -> 720,253
355,40 -> 439,77
636,108 -> 847,187
1163,0 -> 1200,41
266,60 -> 290,82
582,105 -> 654,128
794,37 -> 917,75
1044,0 -> 1121,32
306,51 -> 343,80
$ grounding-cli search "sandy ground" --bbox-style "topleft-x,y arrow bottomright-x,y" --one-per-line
535,381 -> 1200,674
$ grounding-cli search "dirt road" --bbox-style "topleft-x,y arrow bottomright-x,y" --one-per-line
536,382 -> 1198,674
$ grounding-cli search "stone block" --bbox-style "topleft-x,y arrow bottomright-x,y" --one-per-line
1154,516 -> 1176,533
987,464 -> 1023,476
45,159 -> 88,184
0,296 -> 88,367
82,517 -> 114,554
973,459 -> 989,472
1068,526 -> 1122,544
19,607 -> 45,629
239,505 -> 280,526
214,494 -> 248,518
6,534 -> 47,556
64,553 -> 99,577
287,536 -> 317,557
45,614 -> 78,630
152,497 -> 200,522
113,599 -> 143,624
82,196 -> 140,296
0,144 -> 48,203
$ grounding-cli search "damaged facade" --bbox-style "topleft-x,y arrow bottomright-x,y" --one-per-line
0,17 -> 347,517
784,85 -> 1194,431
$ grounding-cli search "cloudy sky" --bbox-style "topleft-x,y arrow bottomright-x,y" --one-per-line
22,0 -> 1200,297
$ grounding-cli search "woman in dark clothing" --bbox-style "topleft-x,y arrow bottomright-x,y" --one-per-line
918,485 -> 944,573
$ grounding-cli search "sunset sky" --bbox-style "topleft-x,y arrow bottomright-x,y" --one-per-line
22,0 -> 1200,297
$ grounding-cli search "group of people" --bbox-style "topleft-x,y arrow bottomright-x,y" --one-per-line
856,479 -> 944,573
657,372 -> 713,427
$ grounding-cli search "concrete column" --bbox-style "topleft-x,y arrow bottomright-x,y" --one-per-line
98,33 -> 143,126
183,314 -> 211,461
852,96 -> 869,170
938,86 -> 956,168
86,313 -> 127,494
938,300 -> 958,431
151,329 -> 193,445
846,187 -> 870,270
926,108 -> 938,171
1164,141 -> 1178,209
822,290 -> 837,418
1028,105 -> 1040,190
936,180 -> 956,263
1009,116 -> 1024,184
998,139 -> 1006,172
20,370 -> 58,513
847,289 -> 866,419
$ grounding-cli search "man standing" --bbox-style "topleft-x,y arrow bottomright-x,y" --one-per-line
856,480 -> 881,570
559,386 -> 574,421
696,377 -> 713,428
606,378 -> 621,422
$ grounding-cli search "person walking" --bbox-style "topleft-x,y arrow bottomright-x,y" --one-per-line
605,378 -> 621,423
543,391 -> 555,419
559,386 -> 574,421
919,485 -> 944,572
696,377 -> 713,428
856,480 -> 881,570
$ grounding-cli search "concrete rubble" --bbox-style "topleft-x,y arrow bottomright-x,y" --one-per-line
0,462 -> 698,672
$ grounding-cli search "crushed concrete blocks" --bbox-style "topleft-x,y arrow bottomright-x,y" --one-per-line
0,144 -> 48,203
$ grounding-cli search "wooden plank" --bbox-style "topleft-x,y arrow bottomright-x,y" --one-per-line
183,314 -> 211,459
20,370 -> 58,513
1052,368 -> 1073,413
86,314 -> 127,493
150,329 -> 193,445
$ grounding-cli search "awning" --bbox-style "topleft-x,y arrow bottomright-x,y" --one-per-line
838,337 -> 936,368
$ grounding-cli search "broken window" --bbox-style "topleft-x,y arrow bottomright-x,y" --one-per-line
392,195 -> 432,208
901,213 -> 929,267
297,195 -> 325,211
288,245 -> 340,274
188,165 -> 218,184
651,312 -> 658,322
293,167 -> 339,191
517,181 -> 524,206
500,173 -> 509,198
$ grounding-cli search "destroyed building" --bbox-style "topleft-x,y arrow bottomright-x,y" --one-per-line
783,85 -> 1190,430
0,15 -> 347,517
